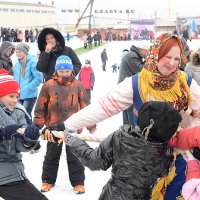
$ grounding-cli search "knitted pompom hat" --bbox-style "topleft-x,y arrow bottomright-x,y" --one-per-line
0,69 -> 20,97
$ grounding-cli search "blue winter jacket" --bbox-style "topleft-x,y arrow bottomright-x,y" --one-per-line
14,54 -> 43,100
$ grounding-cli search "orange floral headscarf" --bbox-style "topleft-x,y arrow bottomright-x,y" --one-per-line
138,33 -> 192,111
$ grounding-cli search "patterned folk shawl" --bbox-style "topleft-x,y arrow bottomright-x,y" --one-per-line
138,33 -> 192,111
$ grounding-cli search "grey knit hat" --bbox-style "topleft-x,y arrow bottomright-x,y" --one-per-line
16,43 -> 30,55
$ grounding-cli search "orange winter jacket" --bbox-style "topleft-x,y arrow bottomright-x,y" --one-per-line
33,74 -> 89,127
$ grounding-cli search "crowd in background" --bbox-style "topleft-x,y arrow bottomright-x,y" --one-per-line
0,27 -> 41,43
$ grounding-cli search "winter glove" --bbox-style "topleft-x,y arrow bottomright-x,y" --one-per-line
41,123 -> 65,144
0,124 -> 23,141
86,124 -> 97,134
22,124 -> 40,142
64,129 -> 77,146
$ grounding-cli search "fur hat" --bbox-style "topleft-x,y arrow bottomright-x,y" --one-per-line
37,27 -> 65,52
0,69 -> 20,97
191,52 -> 200,65
137,101 -> 182,143
0,41 -> 15,55
16,43 -> 30,55
55,55 -> 73,71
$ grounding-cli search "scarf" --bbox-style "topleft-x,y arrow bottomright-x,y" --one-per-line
139,33 -> 192,111
52,72 -> 74,86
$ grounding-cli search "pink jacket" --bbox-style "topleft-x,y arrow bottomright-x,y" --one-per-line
168,126 -> 200,150
182,160 -> 200,200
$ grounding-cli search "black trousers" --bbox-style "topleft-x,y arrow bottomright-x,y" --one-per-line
102,61 -> 106,71
0,180 -> 48,200
85,89 -> 91,103
42,142 -> 85,187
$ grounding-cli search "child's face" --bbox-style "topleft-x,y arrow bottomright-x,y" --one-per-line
57,70 -> 72,77
5,48 -> 13,57
85,64 -> 90,68
15,50 -> 26,60
0,93 -> 19,111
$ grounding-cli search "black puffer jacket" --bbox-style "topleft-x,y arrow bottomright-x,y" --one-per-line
69,125 -> 173,200
36,28 -> 81,82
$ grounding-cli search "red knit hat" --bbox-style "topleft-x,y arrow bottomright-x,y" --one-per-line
0,69 -> 20,97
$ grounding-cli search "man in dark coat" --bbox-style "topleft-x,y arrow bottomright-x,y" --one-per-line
118,41 -> 151,126
36,27 -> 81,82
101,48 -> 108,71
96,31 -> 102,46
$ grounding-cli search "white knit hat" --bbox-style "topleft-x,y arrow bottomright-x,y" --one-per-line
135,41 -> 151,50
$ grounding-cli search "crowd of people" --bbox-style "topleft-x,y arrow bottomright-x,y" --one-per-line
0,27 -> 40,43
0,27 -> 200,200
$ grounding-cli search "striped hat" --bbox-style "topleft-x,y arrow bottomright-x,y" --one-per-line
0,69 -> 20,97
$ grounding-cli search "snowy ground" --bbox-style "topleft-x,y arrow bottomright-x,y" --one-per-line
9,40 -> 137,200
1,38 -> 200,200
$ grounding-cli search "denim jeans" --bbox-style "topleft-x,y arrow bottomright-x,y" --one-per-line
19,97 -> 37,119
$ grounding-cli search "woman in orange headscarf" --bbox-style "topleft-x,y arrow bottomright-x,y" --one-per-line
62,33 -> 200,199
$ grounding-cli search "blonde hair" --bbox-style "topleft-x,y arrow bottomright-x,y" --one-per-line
21,56 -> 27,78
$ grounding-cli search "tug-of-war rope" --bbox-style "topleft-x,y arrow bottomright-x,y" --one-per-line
17,128 -> 106,143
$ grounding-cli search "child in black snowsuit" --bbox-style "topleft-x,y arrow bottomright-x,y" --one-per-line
63,101 -> 182,200
111,63 -> 118,73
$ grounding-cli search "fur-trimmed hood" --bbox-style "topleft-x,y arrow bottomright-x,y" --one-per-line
191,52 -> 200,66
0,41 -> 15,56
37,27 -> 65,52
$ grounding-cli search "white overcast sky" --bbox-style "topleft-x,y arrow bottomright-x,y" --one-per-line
5,0 -> 200,18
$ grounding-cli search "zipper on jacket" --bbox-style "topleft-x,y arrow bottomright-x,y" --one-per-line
8,140 -> 12,153
71,94 -> 74,106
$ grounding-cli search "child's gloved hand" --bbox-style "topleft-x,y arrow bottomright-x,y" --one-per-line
0,124 -> 23,141
41,123 -> 65,144
23,124 -> 40,142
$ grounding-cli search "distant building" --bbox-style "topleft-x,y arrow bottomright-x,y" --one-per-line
0,1 -> 56,29
155,18 -> 176,37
